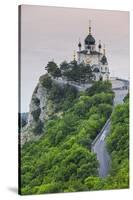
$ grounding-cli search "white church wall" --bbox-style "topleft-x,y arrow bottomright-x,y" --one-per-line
78,53 -> 99,65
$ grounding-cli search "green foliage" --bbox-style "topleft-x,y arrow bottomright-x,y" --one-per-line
37,182 -> 62,194
33,120 -> 44,135
45,60 -> 94,83
84,96 -> 129,191
45,61 -> 61,78
84,176 -> 104,190
74,93 -> 113,118
124,92 -> 129,103
97,103 -> 112,119
54,68 -> 62,78
106,99 -> 129,187
49,83 -> 79,111
86,80 -> 113,96
60,61 -> 69,71
40,74 -> 52,89
60,61 -> 93,83
20,81 -> 116,195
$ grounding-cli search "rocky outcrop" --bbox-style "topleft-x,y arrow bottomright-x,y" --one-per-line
21,75 -> 56,145
28,82 -> 49,126
21,74 -> 80,145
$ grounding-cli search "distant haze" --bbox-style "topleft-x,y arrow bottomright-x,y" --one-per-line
20,5 -> 129,112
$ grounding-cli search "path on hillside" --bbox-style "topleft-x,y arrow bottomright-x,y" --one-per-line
91,79 -> 129,177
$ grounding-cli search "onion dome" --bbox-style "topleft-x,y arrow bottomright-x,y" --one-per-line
101,55 -> 108,65
98,41 -> 102,54
85,34 -> 95,45
85,20 -> 95,48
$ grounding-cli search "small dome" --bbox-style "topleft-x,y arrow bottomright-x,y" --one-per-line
85,34 -> 95,45
78,42 -> 81,47
101,55 -> 108,65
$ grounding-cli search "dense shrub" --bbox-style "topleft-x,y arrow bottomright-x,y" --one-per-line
86,80 -> 113,96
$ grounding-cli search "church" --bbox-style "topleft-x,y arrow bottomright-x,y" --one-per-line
76,21 -> 110,81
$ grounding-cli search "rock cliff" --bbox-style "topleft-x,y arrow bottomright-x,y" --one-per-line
21,74 -> 78,145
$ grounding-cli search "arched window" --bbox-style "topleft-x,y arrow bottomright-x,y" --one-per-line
93,68 -> 100,72
99,76 -> 103,81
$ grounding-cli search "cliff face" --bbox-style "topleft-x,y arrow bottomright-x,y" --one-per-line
21,74 -> 79,145
28,82 -> 51,126
21,75 -> 55,145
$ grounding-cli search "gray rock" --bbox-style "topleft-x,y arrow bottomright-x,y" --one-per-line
21,79 -> 54,145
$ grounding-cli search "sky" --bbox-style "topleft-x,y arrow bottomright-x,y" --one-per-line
20,5 -> 129,112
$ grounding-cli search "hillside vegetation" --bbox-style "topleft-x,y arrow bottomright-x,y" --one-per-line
84,94 -> 129,190
20,79 -> 114,195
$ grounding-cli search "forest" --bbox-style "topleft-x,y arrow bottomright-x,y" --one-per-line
20,78 -> 129,195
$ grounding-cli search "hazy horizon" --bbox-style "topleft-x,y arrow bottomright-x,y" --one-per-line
20,5 -> 129,112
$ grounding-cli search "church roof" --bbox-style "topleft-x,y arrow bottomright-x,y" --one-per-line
85,34 -> 95,45
90,51 -> 101,55
77,50 -> 88,54
77,50 -> 101,55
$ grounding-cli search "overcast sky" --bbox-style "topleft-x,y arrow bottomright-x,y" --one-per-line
20,5 -> 129,112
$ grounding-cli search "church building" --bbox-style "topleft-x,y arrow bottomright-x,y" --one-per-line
77,21 -> 110,81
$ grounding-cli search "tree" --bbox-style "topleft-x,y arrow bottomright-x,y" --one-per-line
86,80 -> 113,96
45,61 -> 61,78
60,61 -> 93,84
80,63 -> 93,83
54,67 -> 61,79
105,99 -> 129,189
60,61 -> 69,71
